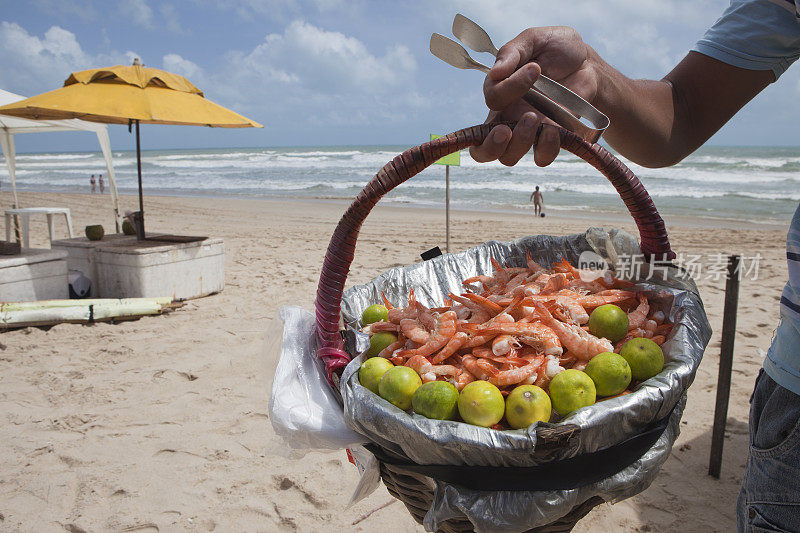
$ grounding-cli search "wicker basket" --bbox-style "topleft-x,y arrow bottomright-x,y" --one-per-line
313,122 -> 676,532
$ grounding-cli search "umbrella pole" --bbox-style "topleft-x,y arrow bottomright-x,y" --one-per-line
135,119 -> 145,240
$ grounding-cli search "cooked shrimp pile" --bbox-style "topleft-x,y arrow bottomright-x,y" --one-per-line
365,253 -> 673,394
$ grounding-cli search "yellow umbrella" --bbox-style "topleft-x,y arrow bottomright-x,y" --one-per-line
0,60 -> 262,238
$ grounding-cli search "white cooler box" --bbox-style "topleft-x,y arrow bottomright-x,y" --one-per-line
0,248 -> 68,302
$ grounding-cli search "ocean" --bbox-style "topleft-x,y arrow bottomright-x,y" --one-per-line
7,145 -> 799,225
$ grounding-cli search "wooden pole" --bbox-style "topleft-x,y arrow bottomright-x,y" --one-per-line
445,165 -> 451,253
709,254 -> 741,479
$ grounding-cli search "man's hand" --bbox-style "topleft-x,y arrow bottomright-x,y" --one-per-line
470,26 -> 774,169
470,27 -> 601,167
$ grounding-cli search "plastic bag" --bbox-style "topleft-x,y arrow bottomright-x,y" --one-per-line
267,306 -> 367,456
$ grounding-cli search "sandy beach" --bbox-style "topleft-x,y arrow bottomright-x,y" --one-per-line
0,189 -> 790,532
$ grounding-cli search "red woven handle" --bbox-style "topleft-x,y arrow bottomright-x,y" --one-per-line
314,123 -> 674,382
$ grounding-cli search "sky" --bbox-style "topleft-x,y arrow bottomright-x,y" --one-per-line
2,0 -> 800,152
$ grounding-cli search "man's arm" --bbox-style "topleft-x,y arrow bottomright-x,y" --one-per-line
597,51 -> 773,167
470,27 -> 774,168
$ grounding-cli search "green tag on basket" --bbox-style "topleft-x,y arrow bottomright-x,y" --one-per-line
430,134 -> 461,166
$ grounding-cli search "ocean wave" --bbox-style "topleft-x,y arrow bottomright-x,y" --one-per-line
15,153 -> 96,161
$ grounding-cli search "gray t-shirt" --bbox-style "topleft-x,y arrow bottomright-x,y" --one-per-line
693,1 -> 800,394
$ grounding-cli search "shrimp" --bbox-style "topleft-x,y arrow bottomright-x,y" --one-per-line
550,295 -> 589,325
461,355 -> 494,381
449,293 -> 490,323
552,258 -> 581,279
651,335 -> 666,346
490,257 -> 510,286
455,368 -> 475,390
468,321 -> 563,357
488,362 -> 540,388
531,355 -> 563,388
404,355 -> 460,383
369,321 -> 399,333
378,338 -> 405,359
462,293 -> 504,316
492,334 -> 521,355
381,292 -> 394,310
526,251 -> 546,276
396,311 -> 456,358
627,294 -> 650,330
576,290 -> 637,310
431,331 -> 468,364
461,312 -> 514,348
387,302 -> 418,324
518,322 -> 563,356
532,302 -> 613,361
400,318 -> 430,344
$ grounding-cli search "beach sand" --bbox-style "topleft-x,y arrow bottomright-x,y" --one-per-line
0,190 -> 790,532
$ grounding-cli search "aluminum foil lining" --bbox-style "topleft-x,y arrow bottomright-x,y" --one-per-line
337,228 -> 711,531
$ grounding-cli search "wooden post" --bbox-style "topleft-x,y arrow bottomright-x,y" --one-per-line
445,165 -> 450,253
709,254 -> 741,479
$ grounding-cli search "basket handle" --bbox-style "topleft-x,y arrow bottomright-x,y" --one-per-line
315,122 -> 674,382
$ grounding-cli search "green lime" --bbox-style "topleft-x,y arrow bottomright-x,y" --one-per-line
505,385 -> 551,429
378,366 -> 422,410
548,369 -> 597,416
457,381 -> 505,427
584,352 -> 632,397
588,304 -> 629,342
364,332 -> 397,359
619,337 -> 664,381
359,357 -> 394,394
412,381 -> 459,420
361,304 -> 389,325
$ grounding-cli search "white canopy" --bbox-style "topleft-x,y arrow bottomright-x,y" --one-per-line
0,88 -> 121,231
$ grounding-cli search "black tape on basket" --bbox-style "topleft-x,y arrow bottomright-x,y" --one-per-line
365,406 -> 673,492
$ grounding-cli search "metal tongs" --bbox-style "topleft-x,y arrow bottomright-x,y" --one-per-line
430,14 -> 609,143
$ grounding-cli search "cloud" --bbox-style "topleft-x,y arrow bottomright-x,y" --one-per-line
162,53 -> 202,81
241,20 -> 416,93
212,19 -> 423,128
0,22 -> 90,91
118,0 -> 154,28
0,22 -> 136,93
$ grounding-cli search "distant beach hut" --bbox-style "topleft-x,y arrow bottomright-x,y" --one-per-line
0,59 -> 262,239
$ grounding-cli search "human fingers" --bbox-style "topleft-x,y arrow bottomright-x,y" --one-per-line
489,27 -> 550,81
497,112 -> 543,167
484,62 -> 541,111
469,122 -> 512,163
533,123 -> 561,167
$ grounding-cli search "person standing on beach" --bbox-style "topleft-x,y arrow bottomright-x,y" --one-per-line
90,174 -> 96,193
470,2 -> 800,530
99,174 -> 105,194
530,185 -> 543,216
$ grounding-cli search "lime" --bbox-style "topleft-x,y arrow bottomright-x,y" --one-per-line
457,381 -> 505,427
359,357 -> 394,394
548,369 -> 596,416
378,366 -> 422,410
584,352 -> 632,397
505,385 -> 551,429
588,304 -> 629,342
364,332 -> 397,359
619,337 -> 664,381
361,304 -> 389,326
412,381 -> 459,420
